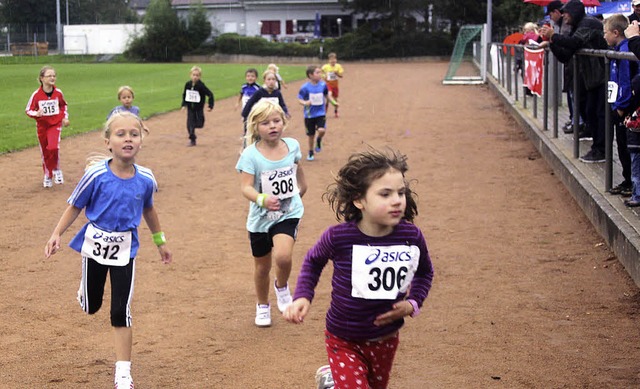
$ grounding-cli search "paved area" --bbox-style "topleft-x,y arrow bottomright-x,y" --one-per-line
488,72 -> 640,286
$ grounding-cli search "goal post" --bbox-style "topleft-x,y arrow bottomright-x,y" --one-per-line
443,24 -> 487,85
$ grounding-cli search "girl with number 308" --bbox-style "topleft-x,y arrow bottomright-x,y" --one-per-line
236,99 -> 307,328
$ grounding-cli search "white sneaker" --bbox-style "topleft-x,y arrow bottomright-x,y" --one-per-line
43,176 -> 53,188
53,170 -> 64,184
315,365 -> 335,389
274,281 -> 293,313
114,374 -> 134,389
255,303 -> 271,327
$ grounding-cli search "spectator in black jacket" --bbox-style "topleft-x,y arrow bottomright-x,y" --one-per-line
629,0 -> 640,23
540,0 -> 608,163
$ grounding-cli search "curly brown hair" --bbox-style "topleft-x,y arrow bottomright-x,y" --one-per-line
323,148 -> 418,222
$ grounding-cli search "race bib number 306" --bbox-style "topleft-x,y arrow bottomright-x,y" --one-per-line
81,224 -> 132,266
351,244 -> 420,300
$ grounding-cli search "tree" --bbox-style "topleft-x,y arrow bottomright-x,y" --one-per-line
185,1 -> 212,50
0,0 -> 138,25
125,0 -> 187,61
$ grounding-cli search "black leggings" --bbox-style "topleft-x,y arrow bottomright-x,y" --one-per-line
78,257 -> 135,327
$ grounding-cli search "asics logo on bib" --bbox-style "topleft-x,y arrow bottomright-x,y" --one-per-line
268,167 -> 295,180
92,231 -> 125,243
365,248 -> 412,265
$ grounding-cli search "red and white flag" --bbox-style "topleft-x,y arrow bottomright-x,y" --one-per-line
524,47 -> 545,97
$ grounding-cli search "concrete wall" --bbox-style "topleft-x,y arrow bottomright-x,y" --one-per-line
63,24 -> 144,55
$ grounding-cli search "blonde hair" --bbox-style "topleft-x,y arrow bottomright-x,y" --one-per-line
38,65 -> 55,84
267,63 -> 279,72
328,52 -> 337,59
604,14 -> 629,35
523,22 -> 538,33
245,100 -> 288,146
190,66 -> 202,75
117,85 -> 135,99
262,70 -> 277,81
86,111 -> 148,170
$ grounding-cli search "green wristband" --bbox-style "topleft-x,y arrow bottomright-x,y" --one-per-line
152,231 -> 166,246
256,193 -> 268,208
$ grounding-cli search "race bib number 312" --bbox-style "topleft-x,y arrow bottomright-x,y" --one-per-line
351,244 -> 420,300
81,224 -> 132,266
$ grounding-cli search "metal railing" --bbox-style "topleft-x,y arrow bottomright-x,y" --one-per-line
490,43 -> 640,192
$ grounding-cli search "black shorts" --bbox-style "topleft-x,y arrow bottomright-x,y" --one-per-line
78,256 -> 135,327
304,116 -> 326,136
249,218 -> 300,257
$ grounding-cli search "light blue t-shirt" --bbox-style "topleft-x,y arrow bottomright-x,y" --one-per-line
298,81 -> 328,119
235,137 -> 304,233
67,159 -> 157,258
107,105 -> 141,120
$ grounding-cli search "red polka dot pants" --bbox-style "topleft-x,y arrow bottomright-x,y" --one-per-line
324,329 -> 399,389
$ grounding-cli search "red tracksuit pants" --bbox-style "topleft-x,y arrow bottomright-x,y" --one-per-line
37,123 -> 61,178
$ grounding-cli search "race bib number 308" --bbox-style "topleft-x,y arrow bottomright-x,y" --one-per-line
260,165 -> 299,200
81,224 -> 132,266
351,244 -> 420,300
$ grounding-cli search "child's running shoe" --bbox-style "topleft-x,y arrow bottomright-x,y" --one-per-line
255,303 -> 271,327
114,374 -> 134,389
274,281 -> 292,313
53,170 -> 64,184
315,365 -> 334,389
315,138 -> 322,152
307,151 -> 315,161
43,176 -> 53,188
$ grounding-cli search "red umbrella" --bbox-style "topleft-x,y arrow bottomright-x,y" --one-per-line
523,0 -> 601,6
503,32 -> 524,55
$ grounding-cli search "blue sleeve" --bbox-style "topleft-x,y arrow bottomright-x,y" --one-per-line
236,147 -> 257,175
297,85 -> 308,100
242,91 -> 261,119
68,170 -> 96,210
613,58 -> 634,111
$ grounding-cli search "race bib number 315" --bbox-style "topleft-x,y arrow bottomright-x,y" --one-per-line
39,100 -> 60,116
351,244 -> 420,300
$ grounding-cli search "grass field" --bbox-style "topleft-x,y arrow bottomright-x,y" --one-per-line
1,61 -> 306,153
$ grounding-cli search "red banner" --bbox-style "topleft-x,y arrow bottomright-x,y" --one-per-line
524,47 -> 545,96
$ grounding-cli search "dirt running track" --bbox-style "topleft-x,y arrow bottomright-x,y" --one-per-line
2,62 -> 640,388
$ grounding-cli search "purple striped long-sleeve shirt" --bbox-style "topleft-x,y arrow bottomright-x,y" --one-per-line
293,220 -> 434,340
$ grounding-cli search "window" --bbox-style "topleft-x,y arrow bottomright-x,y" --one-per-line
260,20 -> 280,35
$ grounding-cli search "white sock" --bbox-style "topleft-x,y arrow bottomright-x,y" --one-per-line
115,360 -> 131,378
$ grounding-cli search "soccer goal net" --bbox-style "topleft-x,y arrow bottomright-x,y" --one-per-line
443,24 -> 486,85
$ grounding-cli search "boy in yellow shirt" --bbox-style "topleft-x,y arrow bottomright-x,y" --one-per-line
321,52 -> 344,118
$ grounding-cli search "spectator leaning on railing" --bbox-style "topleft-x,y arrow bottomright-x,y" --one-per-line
540,0 -> 608,164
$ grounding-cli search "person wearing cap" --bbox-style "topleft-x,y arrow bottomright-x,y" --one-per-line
546,0 -> 565,33
542,0 -> 584,134
540,0 -> 609,163
629,0 -> 640,23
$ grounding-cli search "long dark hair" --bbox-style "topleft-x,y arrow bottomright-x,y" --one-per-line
323,147 -> 418,222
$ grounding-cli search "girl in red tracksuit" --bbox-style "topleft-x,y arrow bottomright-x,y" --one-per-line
25,66 -> 70,188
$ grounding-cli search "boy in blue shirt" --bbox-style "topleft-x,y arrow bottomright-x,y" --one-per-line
604,14 -> 638,195
297,65 -> 337,161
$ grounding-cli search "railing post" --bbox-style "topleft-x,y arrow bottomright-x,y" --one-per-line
573,56 -> 580,159
604,56 -> 612,191
552,54 -> 559,138
543,48 -> 549,131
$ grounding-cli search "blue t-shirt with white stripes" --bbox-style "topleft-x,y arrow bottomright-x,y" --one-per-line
67,159 -> 157,258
